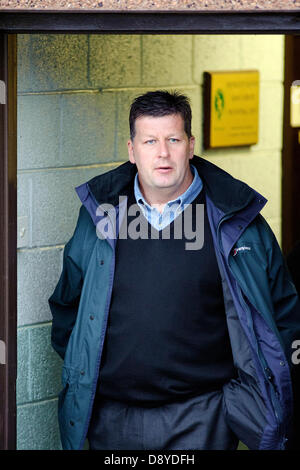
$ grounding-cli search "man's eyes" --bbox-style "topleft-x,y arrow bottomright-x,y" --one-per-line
144,138 -> 179,144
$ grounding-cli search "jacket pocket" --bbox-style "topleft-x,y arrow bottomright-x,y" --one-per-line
222,373 -> 266,450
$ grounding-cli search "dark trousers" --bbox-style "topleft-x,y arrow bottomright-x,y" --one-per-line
87,390 -> 239,450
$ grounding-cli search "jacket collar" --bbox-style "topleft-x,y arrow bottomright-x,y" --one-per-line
84,155 -> 266,217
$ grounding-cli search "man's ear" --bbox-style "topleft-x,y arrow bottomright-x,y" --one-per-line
128,140 -> 135,164
189,136 -> 195,159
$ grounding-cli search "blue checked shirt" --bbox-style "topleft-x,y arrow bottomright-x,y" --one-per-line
134,164 -> 203,231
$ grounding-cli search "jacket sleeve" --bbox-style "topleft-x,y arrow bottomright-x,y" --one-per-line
262,219 -> 300,363
48,208 -> 85,360
286,241 -> 300,295
260,217 -> 300,448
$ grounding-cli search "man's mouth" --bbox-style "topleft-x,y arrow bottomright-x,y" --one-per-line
156,166 -> 173,173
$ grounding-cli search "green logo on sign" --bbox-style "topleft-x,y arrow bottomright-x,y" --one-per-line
214,89 -> 225,119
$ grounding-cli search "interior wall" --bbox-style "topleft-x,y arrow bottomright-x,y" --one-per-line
16,33 -> 284,449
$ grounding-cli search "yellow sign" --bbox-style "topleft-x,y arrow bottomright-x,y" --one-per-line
204,70 -> 259,148
290,82 -> 300,127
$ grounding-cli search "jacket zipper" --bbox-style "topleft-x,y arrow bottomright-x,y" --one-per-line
236,286 -> 283,443
216,214 -> 285,448
79,202 -> 117,449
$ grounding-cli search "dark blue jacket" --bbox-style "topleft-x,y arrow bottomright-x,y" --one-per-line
49,155 -> 300,450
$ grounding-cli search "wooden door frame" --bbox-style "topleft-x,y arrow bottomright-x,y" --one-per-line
1,9 -> 300,450
0,33 -> 17,451
282,35 -> 300,255
1,10 -> 300,34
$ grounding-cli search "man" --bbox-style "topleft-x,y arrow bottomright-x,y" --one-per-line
49,90 -> 300,451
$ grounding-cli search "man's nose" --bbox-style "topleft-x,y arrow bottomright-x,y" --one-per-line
158,140 -> 170,157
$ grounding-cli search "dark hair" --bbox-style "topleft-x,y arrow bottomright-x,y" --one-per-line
129,90 -> 192,140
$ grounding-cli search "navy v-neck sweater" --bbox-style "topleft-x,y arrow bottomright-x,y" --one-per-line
97,189 -> 236,406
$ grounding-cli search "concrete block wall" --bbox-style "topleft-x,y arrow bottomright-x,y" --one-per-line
17,34 -> 284,449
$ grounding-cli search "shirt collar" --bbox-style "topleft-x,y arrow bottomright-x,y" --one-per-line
134,164 -> 203,210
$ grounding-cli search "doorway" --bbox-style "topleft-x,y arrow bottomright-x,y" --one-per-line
1,10 -> 300,449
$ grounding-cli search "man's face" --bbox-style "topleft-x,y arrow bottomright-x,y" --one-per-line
128,113 -> 195,201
